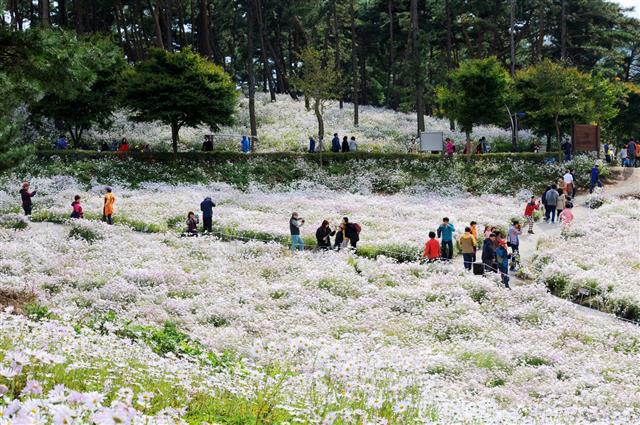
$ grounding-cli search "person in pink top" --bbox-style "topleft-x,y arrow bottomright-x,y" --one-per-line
445,138 -> 455,156
559,202 -> 574,226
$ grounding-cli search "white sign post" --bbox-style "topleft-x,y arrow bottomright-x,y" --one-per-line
420,131 -> 444,152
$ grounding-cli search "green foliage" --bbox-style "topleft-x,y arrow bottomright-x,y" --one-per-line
119,49 -> 237,153
29,35 -> 126,146
436,57 -> 513,137
23,302 -> 54,321
606,83 -> 640,141
68,222 -> 104,243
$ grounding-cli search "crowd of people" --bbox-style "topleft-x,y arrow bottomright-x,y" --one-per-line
607,138 -> 639,167
17,158 -> 598,291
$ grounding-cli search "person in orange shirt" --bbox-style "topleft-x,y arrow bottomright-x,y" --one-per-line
470,221 -> 478,262
103,187 -> 116,225
422,231 -> 441,262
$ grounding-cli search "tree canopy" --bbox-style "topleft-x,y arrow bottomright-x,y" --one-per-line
119,48 -> 237,153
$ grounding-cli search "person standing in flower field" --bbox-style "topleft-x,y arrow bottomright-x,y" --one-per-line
342,217 -> 361,249
331,133 -> 340,153
185,211 -> 199,236
315,220 -> 335,250
507,221 -> 522,271
544,185 -> 560,223
445,138 -> 455,156
422,231 -> 440,262
289,212 -> 305,251
589,164 -> 603,193
559,202 -> 574,226
70,195 -> 84,219
349,136 -> 358,152
469,221 -> 478,262
437,217 -> 455,260
341,136 -> 350,153
459,227 -> 476,271
19,182 -> 36,216
495,240 -> 511,288
481,232 -> 497,273
103,187 -> 116,225
524,196 -> 540,234
200,196 -> 215,233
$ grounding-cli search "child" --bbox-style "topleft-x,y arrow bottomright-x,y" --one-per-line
495,240 -> 511,289
422,231 -> 441,262
186,211 -> 199,236
19,182 -> 36,216
70,195 -> 84,219
524,196 -> 540,234
559,203 -> 574,227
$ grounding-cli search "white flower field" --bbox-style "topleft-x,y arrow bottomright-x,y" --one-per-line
1,169 -> 639,424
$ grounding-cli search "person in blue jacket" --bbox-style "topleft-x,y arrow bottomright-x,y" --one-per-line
437,217 -> 455,260
200,197 -> 216,233
331,133 -> 340,152
308,136 -> 316,153
495,240 -> 511,288
241,136 -> 250,153
589,164 -> 603,193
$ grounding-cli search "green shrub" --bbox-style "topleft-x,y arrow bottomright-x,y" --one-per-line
0,214 -> 29,230
24,302 -> 54,321
68,222 -> 104,243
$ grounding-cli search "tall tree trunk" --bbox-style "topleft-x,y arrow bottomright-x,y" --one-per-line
350,0 -> 358,126
74,0 -> 84,34
509,0 -> 516,76
164,0 -> 173,50
386,0 -> 395,109
410,0 -> 424,135
536,2 -> 545,62
198,0 -> 211,57
314,99 -> 325,167
177,0 -> 187,47
560,0 -> 567,62
39,0 -> 49,26
171,122 -> 180,153
59,0 -> 68,26
333,1 -> 343,109
445,0 -> 455,130
254,0 -> 276,101
247,0 -> 258,151
189,0 -> 196,46
150,0 -> 165,49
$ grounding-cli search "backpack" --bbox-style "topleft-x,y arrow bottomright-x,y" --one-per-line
354,223 -> 362,234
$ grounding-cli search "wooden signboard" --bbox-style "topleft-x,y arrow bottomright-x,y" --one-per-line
572,124 -> 600,155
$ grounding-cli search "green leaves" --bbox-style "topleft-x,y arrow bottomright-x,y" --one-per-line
118,49 -> 237,152
436,57 -> 513,136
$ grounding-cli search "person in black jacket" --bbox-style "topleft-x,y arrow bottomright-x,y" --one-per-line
19,182 -> 36,216
342,217 -> 359,248
200,197 -> 216,233
315,220 -> 335,250
341,136 -> 350,153
334,223 -> 345,250
481,233 -> 497,273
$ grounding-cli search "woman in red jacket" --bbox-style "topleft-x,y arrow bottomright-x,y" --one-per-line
524,196 -> 540,234
422,231 -> 441,262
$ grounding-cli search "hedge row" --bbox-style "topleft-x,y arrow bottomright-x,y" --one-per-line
36,149 -> 564,164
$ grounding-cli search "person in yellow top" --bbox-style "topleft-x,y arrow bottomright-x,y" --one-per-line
103,187 -> 116,225
459,226 -> 477,271
469,221 -> 478,262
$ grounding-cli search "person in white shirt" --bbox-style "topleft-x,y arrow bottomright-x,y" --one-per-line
349,136 -> 358,152
563,170 -> 574,199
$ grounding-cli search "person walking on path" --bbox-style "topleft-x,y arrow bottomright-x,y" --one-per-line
437,217 -> 455,260
200,197 -> 215,233
556,189 -> 566,219
627,139 -> 637,167
589,164 -> 603,193
569,169 -> 577,198
19,182 -> 36,216
103,187 -> 116,225
70,195 -> 84,219
507,221 -> 522,271
561,140 -> 572,162
315,220 -> 335,250
331,133 -> 340,153
349,136 -> 358,152
342,217 -> 360,249
422,231 -> 441,262
341,136 -> 350,153
559,202 -> 574,227
544,185 -> 559,223
470,221 -> 478,262
524,196 -> 540,234
482,233 -> 497,273
459,227 -> 476,271
289,212 -> 305,251
563,170 -> 574,199
496,240 -> 511,288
